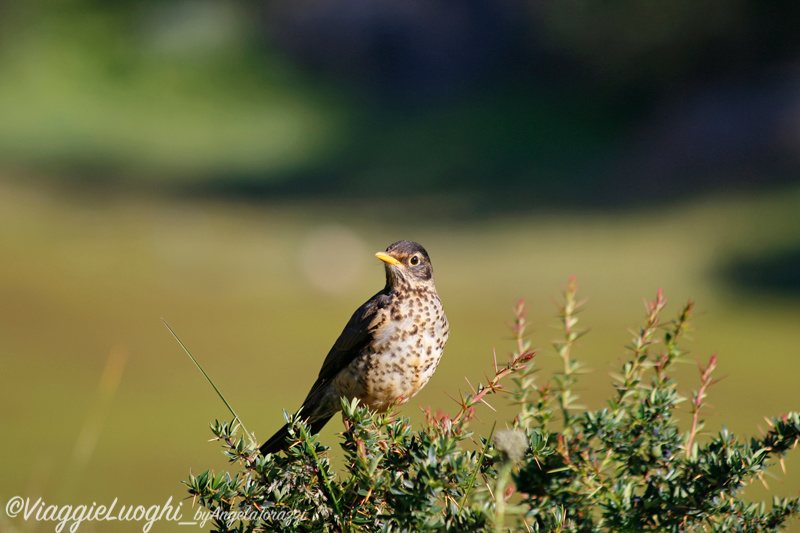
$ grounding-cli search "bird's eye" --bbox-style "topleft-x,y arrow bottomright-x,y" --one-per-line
409,255 -> 420,266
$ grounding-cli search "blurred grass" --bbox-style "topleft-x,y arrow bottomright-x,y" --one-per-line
2,177 -> 799,531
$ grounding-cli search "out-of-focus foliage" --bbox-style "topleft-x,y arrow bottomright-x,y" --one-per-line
533,0 -> 800,87
1,0 -> 799,205
0,0 -> 345,180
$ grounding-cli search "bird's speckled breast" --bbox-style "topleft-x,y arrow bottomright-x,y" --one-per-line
333,287 -> 449,411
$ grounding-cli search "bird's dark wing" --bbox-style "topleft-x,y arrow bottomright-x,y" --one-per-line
301,289 -> 392,404
260,290 -> 391,456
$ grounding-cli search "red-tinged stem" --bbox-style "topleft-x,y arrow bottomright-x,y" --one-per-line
452,351 -> 535,423
685,354 -> 719,456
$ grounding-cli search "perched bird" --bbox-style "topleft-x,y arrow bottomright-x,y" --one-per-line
260,240 -> 449,455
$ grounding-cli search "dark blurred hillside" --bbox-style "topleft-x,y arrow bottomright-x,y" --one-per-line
1,0 -> 799,209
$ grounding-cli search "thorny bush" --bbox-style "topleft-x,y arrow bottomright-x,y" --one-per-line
185,278 -> 800,532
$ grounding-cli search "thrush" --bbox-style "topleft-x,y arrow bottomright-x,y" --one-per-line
260,240 -> 449,455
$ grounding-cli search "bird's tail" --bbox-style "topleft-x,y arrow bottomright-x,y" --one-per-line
259,414 -> 333,456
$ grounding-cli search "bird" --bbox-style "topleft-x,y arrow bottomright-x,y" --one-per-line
260,240 -> 449,455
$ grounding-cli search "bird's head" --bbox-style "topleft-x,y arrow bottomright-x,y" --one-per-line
375,240 -> 435,289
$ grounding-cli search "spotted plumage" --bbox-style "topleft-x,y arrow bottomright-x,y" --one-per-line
260,240 -> 449,455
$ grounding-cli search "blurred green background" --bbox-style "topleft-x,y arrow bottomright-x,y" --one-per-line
2,1 -> 800,531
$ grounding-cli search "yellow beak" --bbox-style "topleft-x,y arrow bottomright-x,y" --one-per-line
375,251 -> 403,267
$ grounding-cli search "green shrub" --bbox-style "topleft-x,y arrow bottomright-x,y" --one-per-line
185,278 -> 800,532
